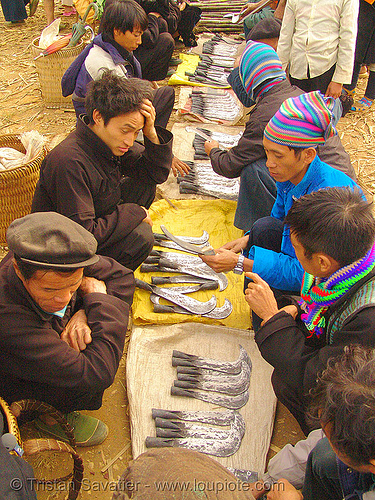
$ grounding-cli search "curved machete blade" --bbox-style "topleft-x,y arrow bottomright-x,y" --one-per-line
151,294 -> 232,320
172,345 -> 251,374
170,385 -> 249,410
174,360 -> 251,395
154,412 -> 245,441
151,408 -> 236,425
160,225 -> 215,256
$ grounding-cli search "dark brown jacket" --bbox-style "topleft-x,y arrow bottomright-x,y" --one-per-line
31,117 -> 173,252
0,253 -> 134,412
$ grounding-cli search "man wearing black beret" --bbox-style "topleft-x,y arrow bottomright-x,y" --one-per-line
0,212 -> 135,447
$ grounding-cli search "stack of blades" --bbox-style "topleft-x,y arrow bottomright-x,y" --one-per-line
178,161 -> 240,200
141,251 -> 229,291
146,409 -> 245,457
190,89 -> 242,122
171,346 -> 251,410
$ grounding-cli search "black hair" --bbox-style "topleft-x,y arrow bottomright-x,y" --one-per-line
85,70 -> 153,125
287,145 -> 305,158
309,345 -> 375,467
284,187 -> 375,267
99,0 -> 148,36
14,255 -> 78,280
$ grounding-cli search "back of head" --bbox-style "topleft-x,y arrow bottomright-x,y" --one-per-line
239,40 -> 285,101
99,0 -> 148,36
309,345 -> 375,467
85,70 -> 153,124
246,17 -> 282,44
284,187 -> 375,267
112,448 -> 255,499
264,90 -> 337,148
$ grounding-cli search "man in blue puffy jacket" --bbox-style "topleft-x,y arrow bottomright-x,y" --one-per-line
200,91 -> 361,314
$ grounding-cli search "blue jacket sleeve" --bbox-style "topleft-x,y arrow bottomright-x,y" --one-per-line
252,245 -> 304,291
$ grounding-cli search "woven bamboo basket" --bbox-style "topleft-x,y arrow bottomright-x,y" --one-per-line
0,398 -> 84,499
0,134 -> 48,247
32,37 -> 85,109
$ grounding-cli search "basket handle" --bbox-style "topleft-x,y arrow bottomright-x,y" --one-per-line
23,438 -> 84,500
10,399 -> 83,500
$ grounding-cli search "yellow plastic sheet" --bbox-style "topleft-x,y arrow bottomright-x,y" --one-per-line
132,199 -> 252,330
168,53 -> 231,89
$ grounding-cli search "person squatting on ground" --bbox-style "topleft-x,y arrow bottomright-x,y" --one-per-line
103,0 -> 175,82
61,0 -> 189,177
239,0 -> 286,41
0,212 -> 135,446
244,187 -> 375,435
201,91 -> 360,302
33,71 -> 173,271
251,345 -> 375,499
62,0 -> 173,123
206,41 -> 356,232
277,0 -> 359,99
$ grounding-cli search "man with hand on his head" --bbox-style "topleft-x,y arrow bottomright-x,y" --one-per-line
32,71 -> 173,271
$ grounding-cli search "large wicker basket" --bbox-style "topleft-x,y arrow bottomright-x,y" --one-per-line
0,134 -> 48,247
32,37 -> 85,109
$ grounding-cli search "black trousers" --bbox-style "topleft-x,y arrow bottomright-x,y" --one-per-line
290,64 -> 336,95
0,0 -> 28,21
135,18 -> 175,81
153,86 -> 175,128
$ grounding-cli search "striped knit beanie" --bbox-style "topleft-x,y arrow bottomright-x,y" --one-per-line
239,41 -> 286,101
264,91 -> 337,147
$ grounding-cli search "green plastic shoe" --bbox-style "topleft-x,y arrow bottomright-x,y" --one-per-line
34,411 -> 109,447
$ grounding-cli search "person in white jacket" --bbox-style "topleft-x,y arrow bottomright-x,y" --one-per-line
277,0 -> 359,99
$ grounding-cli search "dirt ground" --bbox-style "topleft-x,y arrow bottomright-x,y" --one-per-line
0,2 -> 374,499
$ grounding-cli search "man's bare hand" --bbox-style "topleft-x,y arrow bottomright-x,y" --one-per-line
280,304 -> 298,319
61,309 -> 92,352
79,276 -> 107,296
239,1 -> 261,20
140,99 -> 159,144
171,156 -> 191,177
200,248 -> 240,273
267,479 -> 303,500
204,139 -> 220,156
221,235 -> 249,254
245,272 -> 279,322
141,206 -> 153,226
325,81 -> 343,99
248,480 -> 268,499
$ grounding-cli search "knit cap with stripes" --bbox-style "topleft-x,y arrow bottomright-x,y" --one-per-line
239,40 -> 286,101
264,90 -> 337,147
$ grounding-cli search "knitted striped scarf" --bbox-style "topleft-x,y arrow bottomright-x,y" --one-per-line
299,243 -> 375,338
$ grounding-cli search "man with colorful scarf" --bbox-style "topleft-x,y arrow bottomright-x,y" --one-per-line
205,41 -> 356,231
201,90 -> 360,298
244,187 -> 375,435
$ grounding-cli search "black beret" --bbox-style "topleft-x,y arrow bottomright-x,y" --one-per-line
247,17 -> 282,42
7,212 -> 99,268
